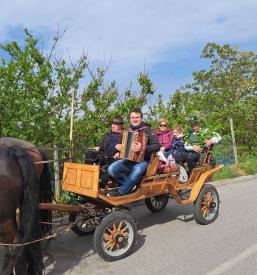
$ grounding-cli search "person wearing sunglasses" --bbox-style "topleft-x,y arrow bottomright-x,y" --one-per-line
155,118 -> 173,158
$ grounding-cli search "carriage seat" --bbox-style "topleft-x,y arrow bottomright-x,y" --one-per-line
145,155 -> 180,177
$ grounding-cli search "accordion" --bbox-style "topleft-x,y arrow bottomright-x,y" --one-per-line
120,131 -> 149,162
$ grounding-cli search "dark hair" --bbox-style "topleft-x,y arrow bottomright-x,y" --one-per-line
128,108 -> 143,118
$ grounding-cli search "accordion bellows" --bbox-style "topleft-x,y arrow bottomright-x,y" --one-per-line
120,131 -> 149,162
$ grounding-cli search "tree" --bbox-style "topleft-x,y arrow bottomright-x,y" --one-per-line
187,43 -> 257,151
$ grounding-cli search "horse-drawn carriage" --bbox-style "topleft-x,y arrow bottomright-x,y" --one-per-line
40,149 -> 223,262
0,137 -> 223,274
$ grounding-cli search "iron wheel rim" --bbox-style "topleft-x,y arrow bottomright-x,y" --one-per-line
102,220 -> 134,257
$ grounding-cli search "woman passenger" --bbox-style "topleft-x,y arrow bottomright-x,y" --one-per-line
155,118 -> 173,158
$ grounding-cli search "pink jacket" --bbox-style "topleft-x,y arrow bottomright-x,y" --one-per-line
155,129 -> 173,150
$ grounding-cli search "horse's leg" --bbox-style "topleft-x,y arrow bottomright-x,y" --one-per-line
0,219 -> 24,275
14,234 -> 27,275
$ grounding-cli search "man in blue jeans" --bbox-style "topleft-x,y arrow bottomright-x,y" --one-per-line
108,108 -> 161,196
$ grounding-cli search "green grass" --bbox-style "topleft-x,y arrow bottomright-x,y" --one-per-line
238,155 -> 257,175
212,166 -> 238,180
213,154 -> 257,181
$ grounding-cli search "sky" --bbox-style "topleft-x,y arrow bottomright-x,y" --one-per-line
1,0 -> 257,100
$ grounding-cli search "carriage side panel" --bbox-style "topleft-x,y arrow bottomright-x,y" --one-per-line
62,162 -> 100,198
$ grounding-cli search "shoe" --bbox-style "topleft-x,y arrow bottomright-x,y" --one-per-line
178,189 -> 190,200
107,191 -> 122,197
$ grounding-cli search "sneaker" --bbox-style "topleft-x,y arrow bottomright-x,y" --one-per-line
107,191 -> 122,197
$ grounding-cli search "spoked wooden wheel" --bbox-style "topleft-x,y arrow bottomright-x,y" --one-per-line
93,211 -> 136,261
193,184 -> 219,225
145,194 -> 169,213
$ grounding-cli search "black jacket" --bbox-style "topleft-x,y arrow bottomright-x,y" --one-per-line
99,131 -> 122,158
170,136 -> 185,156
129,122 -> 161,161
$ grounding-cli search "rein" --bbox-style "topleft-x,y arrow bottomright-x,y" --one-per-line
0,220 -> 75,247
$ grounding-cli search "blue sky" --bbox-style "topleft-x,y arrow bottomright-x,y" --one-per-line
1,0 -> 257,101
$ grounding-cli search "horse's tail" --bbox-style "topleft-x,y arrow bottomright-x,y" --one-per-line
8,146 -> 43,275
37,148 -> 53,235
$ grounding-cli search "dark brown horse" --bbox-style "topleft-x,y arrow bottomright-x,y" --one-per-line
0,138 -> 52,275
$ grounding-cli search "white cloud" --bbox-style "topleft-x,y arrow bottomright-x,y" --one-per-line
1,0 -> 257,92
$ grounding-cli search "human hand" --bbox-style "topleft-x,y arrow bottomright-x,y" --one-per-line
132,142 -> 142,152
167,154 -> 174,161
160,146 -> 165,152
192,145 -> 202,153
113,152 -> 120,159
204,139 -> 213,147
115,144 -> 122,151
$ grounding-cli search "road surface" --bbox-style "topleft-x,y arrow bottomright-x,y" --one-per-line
45,176 -> 257,275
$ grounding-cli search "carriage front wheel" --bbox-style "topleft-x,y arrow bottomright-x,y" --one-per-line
93,211 -> 137,261
69,212 -> 96,236
193,184 -> 219,225
145,194 -> 169,213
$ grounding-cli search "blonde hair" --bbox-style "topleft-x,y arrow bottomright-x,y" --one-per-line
174,125 -> 183,133
158,118 -> 168,125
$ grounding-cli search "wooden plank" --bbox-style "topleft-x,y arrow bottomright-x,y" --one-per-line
38,203 -> 82,212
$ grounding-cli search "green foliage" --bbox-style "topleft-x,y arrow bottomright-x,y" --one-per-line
238,155 -> 257,175
184,128 -> 216,148
187,43 -> 257,150
212,166 -> 238,180
57,191 -> 75,205
150,43 -> 257,153
0,29 -> 87,148
1,31 -> 256,193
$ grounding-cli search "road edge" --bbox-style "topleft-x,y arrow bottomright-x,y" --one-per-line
212,174 -> 257,187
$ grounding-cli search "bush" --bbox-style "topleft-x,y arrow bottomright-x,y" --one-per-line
57,191 -> 74,204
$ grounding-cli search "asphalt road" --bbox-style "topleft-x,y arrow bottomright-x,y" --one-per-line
45,176 -> 257,275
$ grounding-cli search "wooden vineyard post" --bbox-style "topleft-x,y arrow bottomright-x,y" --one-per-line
229,117 -> 238,165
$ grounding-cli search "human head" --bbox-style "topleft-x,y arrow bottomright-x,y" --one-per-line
129,108 -> 143,127
173,125 -> 183,137
191,122 -> 201,133
158,118 -> 168,132
189,115 -> 202,132
111,116 -> 124,132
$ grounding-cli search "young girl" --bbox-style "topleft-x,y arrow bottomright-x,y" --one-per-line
167,125 -> 185,165
158,126 -> 188,182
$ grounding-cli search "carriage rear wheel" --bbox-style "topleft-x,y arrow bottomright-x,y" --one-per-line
193,184 -> 219,225
93,211 -> 136,261
145,194 -> 169,213
69,212 -> 96,236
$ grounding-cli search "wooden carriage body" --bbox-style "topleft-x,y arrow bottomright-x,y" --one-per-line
62,152 -> 223,206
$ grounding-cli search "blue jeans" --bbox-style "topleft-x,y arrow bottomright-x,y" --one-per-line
163,149 -> 173,158
108,159 -> 148,195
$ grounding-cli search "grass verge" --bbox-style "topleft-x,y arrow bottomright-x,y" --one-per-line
213,154 -> 257,181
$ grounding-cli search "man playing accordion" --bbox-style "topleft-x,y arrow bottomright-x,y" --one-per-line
108,108 -> 161,197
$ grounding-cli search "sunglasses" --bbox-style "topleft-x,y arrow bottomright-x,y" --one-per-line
160,124 -> 167,127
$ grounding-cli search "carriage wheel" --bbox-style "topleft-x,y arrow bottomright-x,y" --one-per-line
93,211 -> 136,261
69,213 -> 96,236
145,194 -> 169,213
193,184 -> 219,225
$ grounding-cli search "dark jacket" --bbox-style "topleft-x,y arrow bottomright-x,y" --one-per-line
99,131 -> 122,158
129,122 -> 161,161
170,135 -> 185,157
